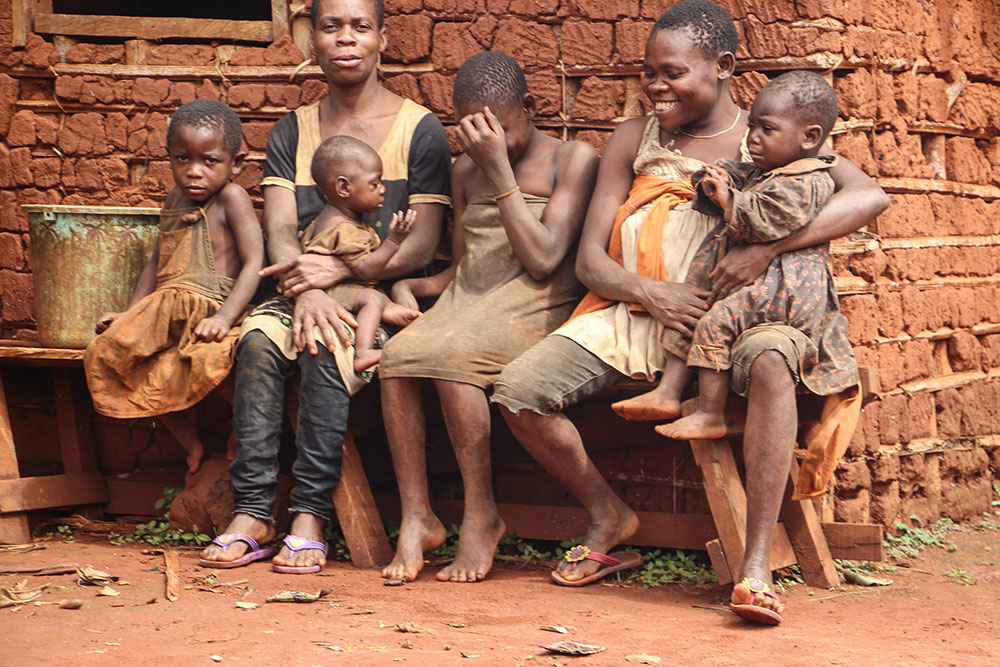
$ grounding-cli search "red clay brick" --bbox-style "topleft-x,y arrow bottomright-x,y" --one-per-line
0,270 -> 33,323
560,21 -> 612,66
383,74 -> 422,105
265,35 -> 306,66
133,77 -> 172,106
570,77 -> 624,121
615,19 -> 653,64
385,14 -> 433,63
0,232 -> 25,271
266,84 -> 301,109
492,19 -> 557,68
431,22 -> 482,71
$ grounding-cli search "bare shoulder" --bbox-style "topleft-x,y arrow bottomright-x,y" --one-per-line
215,183 -> 256,227
607,117 -> 648,154
554,138 -> 599,164
216,182 -> 253,208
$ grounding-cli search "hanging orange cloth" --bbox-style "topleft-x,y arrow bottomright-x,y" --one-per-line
568,174 -> 695,321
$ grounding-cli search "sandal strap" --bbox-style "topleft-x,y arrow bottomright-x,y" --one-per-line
282,534 -> 328,555
212,533 -> 260,552
740,577 -> 781,604
562,544 -> 622,567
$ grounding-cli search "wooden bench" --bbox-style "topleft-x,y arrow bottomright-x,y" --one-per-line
0,343 -> 107,544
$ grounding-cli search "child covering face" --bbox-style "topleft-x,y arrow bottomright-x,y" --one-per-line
616,71 -> 858,441
299,135 -> 421,372
84,100 -> 264,474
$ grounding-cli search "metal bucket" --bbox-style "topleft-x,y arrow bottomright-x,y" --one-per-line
24,205 -> 160,348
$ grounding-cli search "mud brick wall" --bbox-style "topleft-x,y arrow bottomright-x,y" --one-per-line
1,1 -> 999,528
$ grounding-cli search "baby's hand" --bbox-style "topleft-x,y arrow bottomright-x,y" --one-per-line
95,312 -> 123,334
387,209 -> 416,245
391,280 -> 420,312
700,167 -> 732,211
193,315 -> 232,342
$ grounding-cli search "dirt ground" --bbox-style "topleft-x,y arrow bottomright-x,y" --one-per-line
2,527 -> 998,666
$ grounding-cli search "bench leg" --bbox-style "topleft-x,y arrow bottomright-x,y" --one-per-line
690,437 -> 747,574
53,369 -> 104,520
286,382 -> 392,568
780,458 -> 839,588
0,371 -> 31,543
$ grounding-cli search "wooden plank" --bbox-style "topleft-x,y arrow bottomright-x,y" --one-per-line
877,176 -> 1000,200
689,437 -> 748,575
39,62 -> 432,80
821,522 -> 884,562
705,539 -> 732,585
33,14 -> 273,42
0,344 -> 84,365
0,472 -> 109,512
0,372 -> 30,543
271,0 -> 291,40
331,431 -> 394,569
780,459 -> 839,588
286,383 -> 392,569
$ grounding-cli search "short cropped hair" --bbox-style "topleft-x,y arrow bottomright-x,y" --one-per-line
653,0 -> 739,57
167,100 -> 243,156
312,0 -> 384,28
760,70 -> 839,138
453,51 -> 529,110
311,135 -> 380,184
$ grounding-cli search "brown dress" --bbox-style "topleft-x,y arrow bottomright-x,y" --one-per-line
84,199 -> 239,418
379,194 -> 580,389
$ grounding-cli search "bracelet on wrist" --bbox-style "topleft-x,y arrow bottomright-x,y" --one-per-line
493,185 -> 521,201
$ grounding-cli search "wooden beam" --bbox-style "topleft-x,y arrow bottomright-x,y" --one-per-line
689,437 -> 748,571
821,522 -> 883,562
780,460 -> 839,588
0,472 -> 108,513
877,176 -> 1000,201
0,372 -> 30,543
0,344 -> 84,366
33,14 -> 273,42
271,0 -> 291,41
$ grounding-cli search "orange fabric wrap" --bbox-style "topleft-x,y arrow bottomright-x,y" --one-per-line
568,175 -> 695,321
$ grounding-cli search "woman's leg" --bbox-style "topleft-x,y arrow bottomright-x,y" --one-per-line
381,376 -> 448,581
272,344 -> 351,570
433,380 -> 505,582
732,350 -> 795,615
493,336 -> 638,582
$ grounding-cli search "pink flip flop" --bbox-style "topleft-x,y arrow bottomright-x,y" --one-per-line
271,534 -> 328,574
198,533 -> 278,569
550,545 -> 643,587
729,577 -> 784,625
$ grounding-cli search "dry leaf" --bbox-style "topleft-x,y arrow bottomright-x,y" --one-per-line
459,652 -> 480,659
266,589 -> 331,603
539,625 -> 568,634
540,641 -> 606,656
96,586 -> 120,597
625,653 -> 662,664
235,601 -> 259,610
210,656 -> 223,662
77,566 -> 118,586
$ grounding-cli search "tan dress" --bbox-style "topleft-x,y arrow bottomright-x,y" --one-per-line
299,216 -> 382,310
554,116 -> 738,380
379,194 -> 580,389
84,199 -> 239,418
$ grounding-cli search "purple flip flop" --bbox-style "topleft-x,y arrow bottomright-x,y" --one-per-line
198,533 -> 278,569
271,534 -> 328,574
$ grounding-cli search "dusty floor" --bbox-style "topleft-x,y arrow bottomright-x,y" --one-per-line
2,527 -> 998,666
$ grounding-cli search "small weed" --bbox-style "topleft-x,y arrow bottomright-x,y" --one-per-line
54,524 -> 74,542
774,565 -> 804,590
627,548 -> 716,588
429,524 -> 461,559
321,523 -> 351,562
992,482 -> 1000,507
883,516 -> 961,560
943,567 -> 977,585
111,487 -> 211,548
495,534 -> 552,563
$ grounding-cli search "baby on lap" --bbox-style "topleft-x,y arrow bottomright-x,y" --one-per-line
614,70 -> 858,437
302,136 -> 421,371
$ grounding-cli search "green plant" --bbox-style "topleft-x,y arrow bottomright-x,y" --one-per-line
882,516 -> 961,560
627,548 -> 716,588
111,487 -> 210,547
495,534 -> 552,563
992,482 -> 1000,507
429,524 -> 461,559
943,567 -> 976,585
55,524 -> 74,541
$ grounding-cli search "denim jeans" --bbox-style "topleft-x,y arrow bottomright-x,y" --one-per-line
229,331 -> 349,520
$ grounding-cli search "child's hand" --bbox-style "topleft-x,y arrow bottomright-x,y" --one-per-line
387,209 -> 416,245
193,315 -> 233,342
95,312 -> 123,334
390,280 -> 420,312
455,105 -> 509,175
700,165 -> 732,211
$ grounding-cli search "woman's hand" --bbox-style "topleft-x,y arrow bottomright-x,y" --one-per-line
708,242 -> 776,302
260,253 -> 349,297
455,106 -> 511,180
95,312 -> 123,334
638,280 -> 709,337
291,289 -> 359,355
193,315 -> 232,342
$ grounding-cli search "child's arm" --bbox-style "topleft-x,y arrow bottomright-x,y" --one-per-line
350,210 -> 416,282
457,106 -> 598,281
96,235 -> 160,333
722,171 -> 835,245
193,184 -> 264,342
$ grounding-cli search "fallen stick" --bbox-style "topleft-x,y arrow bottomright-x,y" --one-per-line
0,562 -> 77,576
164,550 -> 180,602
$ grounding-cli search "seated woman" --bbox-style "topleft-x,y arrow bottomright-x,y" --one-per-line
491,0 -> 888,623
198,0 -> 451,573
378,52 -> 599,583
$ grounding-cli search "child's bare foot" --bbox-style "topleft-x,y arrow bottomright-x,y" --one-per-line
654,411 -> 728,440
354,348 -> 382,372
382,302 -> 421,327
553,497 -> 638,583
382,512 -> 448,582
184,442 -> 205,474
199,513 -> 274,564
226,432 -> 236,462
437,513 -> 506,583
611,386 -> 681,421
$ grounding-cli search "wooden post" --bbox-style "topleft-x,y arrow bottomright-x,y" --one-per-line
0,372 -> 31,543
52,369 -> 104,519
271,0 -> 291,41
780,458 -> 839,588
689,437 -> 748,573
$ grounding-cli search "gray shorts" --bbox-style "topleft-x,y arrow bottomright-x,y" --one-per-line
490,327 -> 801,415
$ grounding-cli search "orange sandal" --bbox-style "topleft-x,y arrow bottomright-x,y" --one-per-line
729,577 -> 784,625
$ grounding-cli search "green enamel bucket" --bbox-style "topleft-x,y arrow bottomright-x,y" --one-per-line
24,205 -> 160,348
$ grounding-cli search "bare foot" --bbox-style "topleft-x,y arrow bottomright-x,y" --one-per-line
225,431 -> 236,462
437,514 -> 506,583
654,410 -> 728,440
354,348 -> 382,372
272,513 -> 328,570
611,386 -> 681,421
382,302 -> 421,327
382,513 -> 447,582
199,513 -> 274,564
554,497 -> 639,583
184,442 -> 205,474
